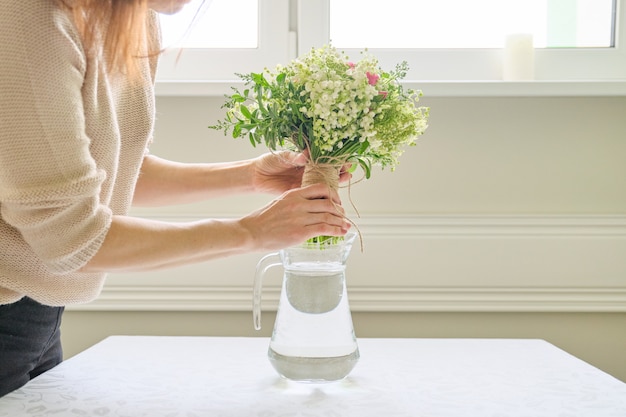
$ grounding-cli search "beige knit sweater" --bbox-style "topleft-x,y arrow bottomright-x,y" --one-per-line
0,1 -> 159,305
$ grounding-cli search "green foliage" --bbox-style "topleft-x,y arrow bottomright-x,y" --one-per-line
209,45 -> 429,178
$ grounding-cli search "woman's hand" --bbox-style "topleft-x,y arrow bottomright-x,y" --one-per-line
239,183 -> 351,251
251,151 -> 352,195
82,178 -> 350,274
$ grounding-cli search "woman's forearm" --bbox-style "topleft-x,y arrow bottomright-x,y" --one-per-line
81,183 -> 350,273
132,154 -> 256,207
80,215 -> 252,273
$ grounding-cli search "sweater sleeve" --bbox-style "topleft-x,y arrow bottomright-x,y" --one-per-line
0,2 -> 112,274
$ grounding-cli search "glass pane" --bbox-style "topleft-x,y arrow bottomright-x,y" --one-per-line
329,0 -> 615,48
159,0 -> 258,48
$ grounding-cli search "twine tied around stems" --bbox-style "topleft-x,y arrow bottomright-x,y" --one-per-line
299,158 -> 364,252
301,163 -> 340,189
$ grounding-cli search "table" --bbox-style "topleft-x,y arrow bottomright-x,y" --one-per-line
1,336 -> 625,416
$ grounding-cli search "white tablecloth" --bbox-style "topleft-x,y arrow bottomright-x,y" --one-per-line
0,336 -> 625,416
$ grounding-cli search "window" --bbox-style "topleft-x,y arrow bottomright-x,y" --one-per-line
329,0 -> 614,48
156,0 -> 290,81
156,0 -> 626,94
300,0 -> 623,81
159,0 -> 258,48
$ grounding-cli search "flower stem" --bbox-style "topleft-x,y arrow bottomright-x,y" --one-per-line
301,162 -> 343,245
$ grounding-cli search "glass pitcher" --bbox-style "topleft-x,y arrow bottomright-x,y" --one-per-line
253,232 -> 359,382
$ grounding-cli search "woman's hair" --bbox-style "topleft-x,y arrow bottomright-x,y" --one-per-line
58,0 -> 158,78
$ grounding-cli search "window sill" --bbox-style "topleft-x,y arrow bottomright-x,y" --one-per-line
155,79 -> 626,98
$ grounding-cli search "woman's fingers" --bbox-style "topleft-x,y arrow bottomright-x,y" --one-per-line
283,184 -> 347,227
240,183 -> 350,251
296,183 -> 343,206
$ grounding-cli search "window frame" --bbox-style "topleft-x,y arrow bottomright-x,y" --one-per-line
156,0 -> 292,81
155,0 -> 626,97
298,0 -> 626,81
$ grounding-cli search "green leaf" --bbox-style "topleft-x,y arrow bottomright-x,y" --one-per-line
251,72 -> 265,85
358,157 -> 372,179
239,105 -> 253,120
248,133 -> 257,147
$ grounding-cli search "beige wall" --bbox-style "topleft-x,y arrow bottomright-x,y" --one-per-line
62,94 -> 626,381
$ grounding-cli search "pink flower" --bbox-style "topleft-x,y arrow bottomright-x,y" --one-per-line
366,72 -> 380,85
347,62 -> 355,69
379,91 -> 388,99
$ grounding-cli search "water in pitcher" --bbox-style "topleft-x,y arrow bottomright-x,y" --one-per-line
268,261 -> 359,382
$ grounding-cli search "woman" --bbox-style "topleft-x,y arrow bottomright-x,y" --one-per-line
0,0 -> 350,397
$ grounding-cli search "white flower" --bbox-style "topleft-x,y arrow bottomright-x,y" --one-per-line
213,44 -> 428,174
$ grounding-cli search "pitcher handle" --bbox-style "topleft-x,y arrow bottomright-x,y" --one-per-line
253,252 -> 281,331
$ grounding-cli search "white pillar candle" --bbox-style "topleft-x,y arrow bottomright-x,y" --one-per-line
502,33 -> 535,81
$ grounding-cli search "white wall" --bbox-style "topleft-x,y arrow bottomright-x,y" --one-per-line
62,94 -> 626,381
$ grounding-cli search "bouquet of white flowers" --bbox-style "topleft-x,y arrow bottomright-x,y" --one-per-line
210,45 -> 429,243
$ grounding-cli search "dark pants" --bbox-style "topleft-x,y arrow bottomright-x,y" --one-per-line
0,297 -> 64,397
